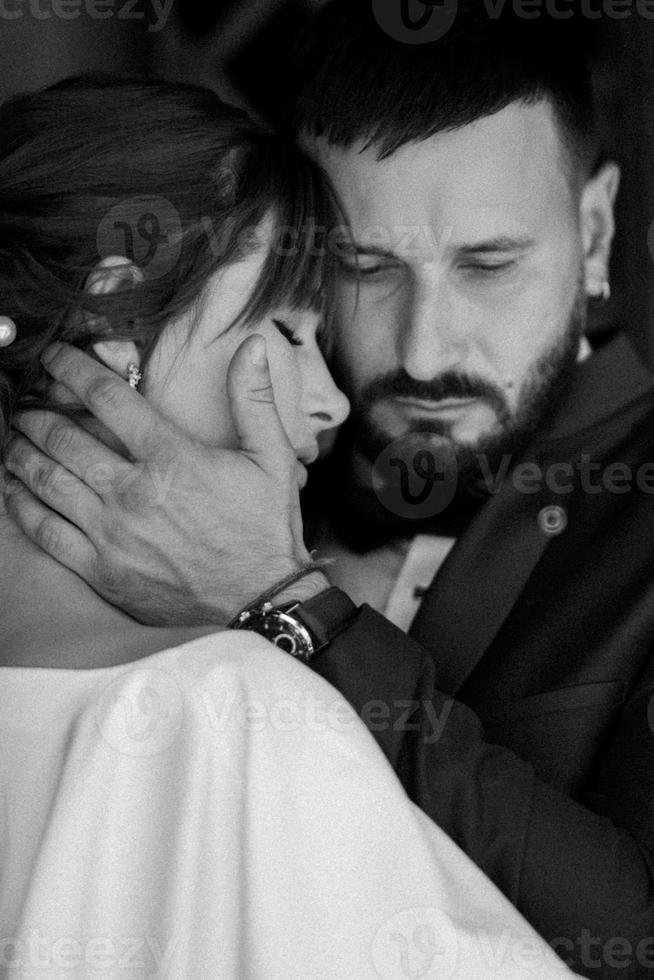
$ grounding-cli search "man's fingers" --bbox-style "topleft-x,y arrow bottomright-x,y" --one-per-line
227,335 -> 295,474
13,410 -> 133,494
4,480 -> 97,579
41,343 -> 179,462
4,433 -> 103,531
48,379 -> 80,405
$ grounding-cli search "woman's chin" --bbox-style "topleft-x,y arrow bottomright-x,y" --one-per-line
296,461 -> 308,489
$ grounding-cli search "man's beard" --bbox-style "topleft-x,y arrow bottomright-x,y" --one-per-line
345,288 -> 586,499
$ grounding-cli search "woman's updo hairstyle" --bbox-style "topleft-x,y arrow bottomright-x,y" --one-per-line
0,73 -> 343,447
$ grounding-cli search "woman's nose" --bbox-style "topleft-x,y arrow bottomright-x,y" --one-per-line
291,307 -> 350,433
308,357 -> 350,432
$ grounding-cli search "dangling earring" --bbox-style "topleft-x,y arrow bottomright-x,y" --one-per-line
127,362 -> 142,391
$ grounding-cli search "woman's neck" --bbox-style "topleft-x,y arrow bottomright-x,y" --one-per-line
0,508 -> 218,669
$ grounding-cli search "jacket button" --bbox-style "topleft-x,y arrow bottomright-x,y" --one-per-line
538,504 -> 567,537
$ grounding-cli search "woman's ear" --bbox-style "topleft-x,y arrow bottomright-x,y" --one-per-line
580,161 -> 621,299
92,338 -> 141,380
85,255 -> 143,380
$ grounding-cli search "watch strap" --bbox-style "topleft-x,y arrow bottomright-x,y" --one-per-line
281,586 -> 358,655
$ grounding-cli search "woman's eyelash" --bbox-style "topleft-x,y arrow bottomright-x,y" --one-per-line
272,319 -> 303,347
339,259 -> 383,276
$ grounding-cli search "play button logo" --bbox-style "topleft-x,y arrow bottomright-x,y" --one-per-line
372,0 -> 459,44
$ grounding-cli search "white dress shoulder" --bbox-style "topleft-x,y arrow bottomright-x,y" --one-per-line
0,630 -> 578,979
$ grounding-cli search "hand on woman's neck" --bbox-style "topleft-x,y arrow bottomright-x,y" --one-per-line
0,505 -> 218,669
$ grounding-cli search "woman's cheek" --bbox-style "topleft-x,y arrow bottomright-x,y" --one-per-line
144,336 -> 239,449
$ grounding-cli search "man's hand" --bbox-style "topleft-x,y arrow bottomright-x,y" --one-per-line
2,336 -> 323,626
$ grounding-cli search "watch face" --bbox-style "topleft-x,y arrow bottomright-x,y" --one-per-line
235,609 -> 314,661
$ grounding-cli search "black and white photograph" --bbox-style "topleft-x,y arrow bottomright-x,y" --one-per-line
0,1 -> 652,977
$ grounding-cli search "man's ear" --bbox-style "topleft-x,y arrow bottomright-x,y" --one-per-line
85,255 -> 143,379
580,161 -> 621,299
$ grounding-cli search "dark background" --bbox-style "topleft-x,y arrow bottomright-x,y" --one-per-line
0,0 -> 652,364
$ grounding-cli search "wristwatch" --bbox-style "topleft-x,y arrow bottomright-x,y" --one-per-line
230,586 -> 358,663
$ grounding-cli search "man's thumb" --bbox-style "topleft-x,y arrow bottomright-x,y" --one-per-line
227,334 -> 295,472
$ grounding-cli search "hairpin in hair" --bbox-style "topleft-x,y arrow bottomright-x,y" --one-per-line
0,316 -> 17,348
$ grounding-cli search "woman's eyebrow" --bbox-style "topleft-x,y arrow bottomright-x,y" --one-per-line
341,244 -> 398,260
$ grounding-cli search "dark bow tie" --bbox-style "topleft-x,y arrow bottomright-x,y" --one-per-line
304,455 -> 487,555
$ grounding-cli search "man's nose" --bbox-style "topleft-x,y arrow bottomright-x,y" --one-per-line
398,276 -> 469,380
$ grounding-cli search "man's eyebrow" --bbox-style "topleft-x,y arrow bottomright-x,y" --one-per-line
455,235 -> 536,255
338,235 -> 536,263
340,236 -> 536,258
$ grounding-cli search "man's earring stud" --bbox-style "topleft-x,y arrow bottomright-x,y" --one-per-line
127,362 -> 142,391
589,280 -> 610,305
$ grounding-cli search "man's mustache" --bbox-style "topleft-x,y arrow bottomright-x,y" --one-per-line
359,369 -> 508,415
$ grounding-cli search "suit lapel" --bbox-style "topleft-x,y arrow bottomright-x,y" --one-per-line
409,478 -> 555,695
409,332 -> 654,696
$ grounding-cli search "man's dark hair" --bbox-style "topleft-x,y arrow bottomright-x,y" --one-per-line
292,1 -> 600,178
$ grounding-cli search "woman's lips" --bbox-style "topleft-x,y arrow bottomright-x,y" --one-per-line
295,445 -> 319,487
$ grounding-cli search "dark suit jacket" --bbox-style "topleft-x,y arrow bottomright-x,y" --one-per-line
310,332 -> 654,979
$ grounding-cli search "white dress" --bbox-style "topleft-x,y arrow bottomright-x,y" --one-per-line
0,630 -> 578,979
